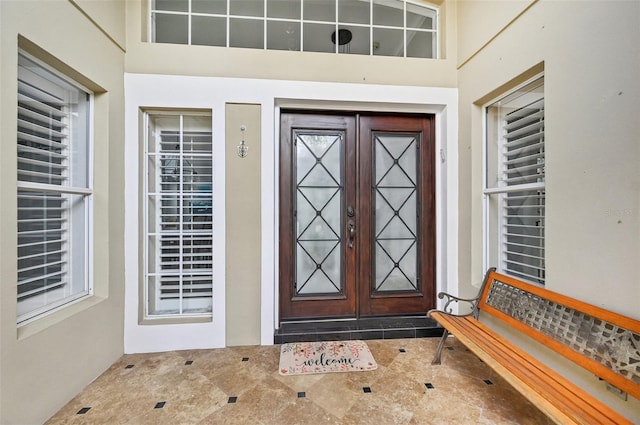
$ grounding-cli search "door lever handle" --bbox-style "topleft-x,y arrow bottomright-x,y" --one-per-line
347,221 -> 356,248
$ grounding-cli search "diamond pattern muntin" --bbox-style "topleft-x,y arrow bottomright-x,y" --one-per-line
378,216 -> 415,240
376,239 -> 417,291
376,189 -> 417,239
297,134 -> 341,187
376,135 -> 416,187
379,166 -> 414,187
295,132 -> 343,296
298,240 -> 340,265
374,134 -> 418,292
296,241 -> 341,294
377,187 -> 416,210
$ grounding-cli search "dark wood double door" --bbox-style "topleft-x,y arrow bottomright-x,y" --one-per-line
279,112 -> 435,320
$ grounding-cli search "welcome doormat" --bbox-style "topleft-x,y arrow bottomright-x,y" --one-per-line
279,340 -> 377,376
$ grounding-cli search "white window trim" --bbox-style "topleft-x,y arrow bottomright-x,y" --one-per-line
142,110 -> 214,320
17,51 -> 95,325
123,73 -> 457,351
482,73 -> 545,283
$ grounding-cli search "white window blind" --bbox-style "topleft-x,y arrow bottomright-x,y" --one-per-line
485,77 -> 545,284
144,112 -> 213,317
17,53 -> 92,323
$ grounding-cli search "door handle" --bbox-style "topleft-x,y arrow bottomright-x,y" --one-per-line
347,220 -> 356,249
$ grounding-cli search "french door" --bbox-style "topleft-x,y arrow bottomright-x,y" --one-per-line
279,112 -> 435,320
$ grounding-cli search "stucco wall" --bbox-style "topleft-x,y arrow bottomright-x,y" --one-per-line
456,0 -> 535,67
225,103 -> 263,346
72,0 -> 126,50
457,0 -> 640,420
0,1 -> 126,424
6,0 -> 639,422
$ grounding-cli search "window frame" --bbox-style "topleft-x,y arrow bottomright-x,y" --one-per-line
149,0 -> 439,59
16,51 -> 95,325
142,110 -> 214,320
482,74 -> 545,285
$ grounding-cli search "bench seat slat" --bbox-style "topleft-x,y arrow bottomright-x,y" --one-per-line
442,314 -> 599,421
431,312 -> 633,425
440,313 -> 628,425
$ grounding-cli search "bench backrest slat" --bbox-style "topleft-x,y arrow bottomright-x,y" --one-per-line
477,270 -> 640,400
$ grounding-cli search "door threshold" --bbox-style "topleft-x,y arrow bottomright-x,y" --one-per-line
274,316 -> 443,344
279,317 -> 358,324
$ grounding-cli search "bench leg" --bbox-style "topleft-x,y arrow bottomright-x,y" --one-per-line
432,329 -> 449,365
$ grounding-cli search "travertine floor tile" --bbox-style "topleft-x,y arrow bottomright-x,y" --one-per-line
46,337 -> 552,424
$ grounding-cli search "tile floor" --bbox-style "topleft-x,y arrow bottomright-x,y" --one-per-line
46,337 -> 553,424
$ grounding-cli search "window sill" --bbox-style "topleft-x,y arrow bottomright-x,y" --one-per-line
17,295 -> 106,340
139,315 -> 212,326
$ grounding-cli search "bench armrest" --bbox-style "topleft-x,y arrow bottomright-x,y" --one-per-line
428,269 -> 495,319
427,292 -> 480,318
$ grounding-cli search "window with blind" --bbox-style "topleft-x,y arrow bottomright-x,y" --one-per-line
17,53 -> 93,323
485,77 -> 545,284
144,111 -> 213,317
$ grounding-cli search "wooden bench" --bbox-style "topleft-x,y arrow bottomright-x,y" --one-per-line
427,268 -> 640,424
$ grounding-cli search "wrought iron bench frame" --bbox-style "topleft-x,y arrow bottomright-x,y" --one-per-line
428,268 -> 640,424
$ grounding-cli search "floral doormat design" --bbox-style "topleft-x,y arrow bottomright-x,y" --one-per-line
279,340 -> 378,376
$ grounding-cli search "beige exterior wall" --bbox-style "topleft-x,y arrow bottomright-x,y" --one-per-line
3,0 -> 638,421
456,0 -> 535,67
0,1 -> 126,424
71,0 -> 126,50
225,103 -> 262,346
457,0 -> 640,419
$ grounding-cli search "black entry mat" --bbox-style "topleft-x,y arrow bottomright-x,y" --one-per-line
274,316 -> 443,344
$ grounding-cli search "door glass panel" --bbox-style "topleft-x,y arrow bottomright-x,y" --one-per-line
374,133 -> 418,292
295,132 -> 343,295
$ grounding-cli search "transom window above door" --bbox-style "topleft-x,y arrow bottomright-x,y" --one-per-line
150,0 -> 438,58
